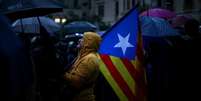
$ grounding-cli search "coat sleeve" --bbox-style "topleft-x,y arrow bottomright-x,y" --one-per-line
64,54 -> 99,89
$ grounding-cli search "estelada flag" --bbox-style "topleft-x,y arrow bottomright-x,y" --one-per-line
98,8 -> 147,101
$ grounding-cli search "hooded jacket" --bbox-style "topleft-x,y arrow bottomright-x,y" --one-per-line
64,32 -> 101,101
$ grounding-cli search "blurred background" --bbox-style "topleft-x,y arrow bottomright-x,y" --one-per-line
0,0 -> 201,101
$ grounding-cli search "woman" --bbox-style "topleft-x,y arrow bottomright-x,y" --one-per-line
64,32 -> 101,101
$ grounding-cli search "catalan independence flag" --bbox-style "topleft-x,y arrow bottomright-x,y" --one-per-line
98,8 -> 146,101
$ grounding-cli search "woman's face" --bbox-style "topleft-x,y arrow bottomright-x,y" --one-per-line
77,38 -> 84,48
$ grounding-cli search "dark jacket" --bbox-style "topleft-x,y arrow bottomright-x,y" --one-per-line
0,14 -> 33,101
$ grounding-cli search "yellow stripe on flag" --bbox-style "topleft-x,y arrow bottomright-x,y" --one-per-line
98,58 -> 128,101
110,56 -> 136,95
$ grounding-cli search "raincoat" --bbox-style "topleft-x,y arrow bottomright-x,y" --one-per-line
64,32 -> 101,101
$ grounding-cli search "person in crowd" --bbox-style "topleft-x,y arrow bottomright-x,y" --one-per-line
31,26 -> 62,101
184,19 -> 201,39
0,14 -> 33,101
170,19 -> 201,100
64,32 -> 101,101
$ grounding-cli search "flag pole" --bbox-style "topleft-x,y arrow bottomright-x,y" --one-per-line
137,3 -> 148,100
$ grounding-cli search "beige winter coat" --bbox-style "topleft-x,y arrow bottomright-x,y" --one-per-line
64,32 -> 101,101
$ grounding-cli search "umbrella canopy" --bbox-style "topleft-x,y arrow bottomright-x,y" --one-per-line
140,16 -> 179,37
140,8 -> 176,20
171,15 -> 193,28
2,0 -> 63,21
64,21 -> 97,34
12,16 -> 61,35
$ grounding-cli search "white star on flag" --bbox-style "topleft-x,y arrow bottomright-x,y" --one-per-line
114,33 -> 134,55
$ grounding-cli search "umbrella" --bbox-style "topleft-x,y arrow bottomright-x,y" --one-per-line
171,15 -> 193,28
64,21 -> 97,34
2,0 -> 63,21
12,16 -> 61,35
140,16 -> 179,37
140,8 -> 176,20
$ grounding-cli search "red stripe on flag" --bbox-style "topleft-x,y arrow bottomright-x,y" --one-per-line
100,54 -> 137,101
121,58 -> 146,85
121,58 -> 140,82
121,58 -> 146,100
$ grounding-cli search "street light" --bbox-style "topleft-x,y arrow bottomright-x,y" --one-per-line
62,18 -> 67,24
54,17 -> 67,24
54,18 -> 61,23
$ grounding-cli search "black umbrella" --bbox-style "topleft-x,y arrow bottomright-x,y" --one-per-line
64,21 -> 98,34
2,0 -> 63,21
12,16 -> 61,35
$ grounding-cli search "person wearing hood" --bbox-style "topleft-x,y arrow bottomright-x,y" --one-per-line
64,32 -> 101,101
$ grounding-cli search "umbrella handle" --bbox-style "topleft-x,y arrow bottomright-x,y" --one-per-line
37,16 -> 49,37
37,16 -> 42,27
37,16 -> 45,35
20,19 -> 24,33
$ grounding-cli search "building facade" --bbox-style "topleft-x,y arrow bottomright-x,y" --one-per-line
173,0 -> 201,21
53,0 -> 92,20
91,0 -> 134,25
53,0 -> 135,25
53,0 -> 201,24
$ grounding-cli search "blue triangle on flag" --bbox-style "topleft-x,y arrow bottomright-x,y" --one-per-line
99,8 -> 138,60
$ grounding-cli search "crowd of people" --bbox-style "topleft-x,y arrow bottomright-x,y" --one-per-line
1,10 -> 201,101
145,18 -> 201,101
